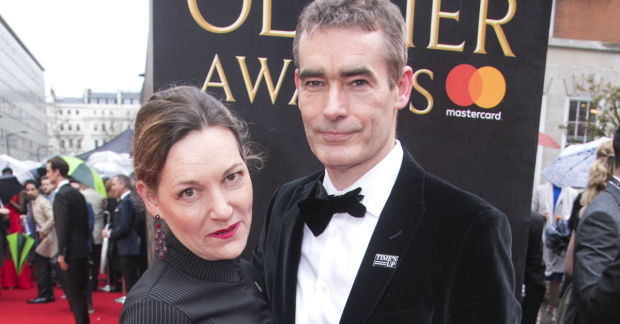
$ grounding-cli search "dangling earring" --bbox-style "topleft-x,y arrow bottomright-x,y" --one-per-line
154,215 -> 168,259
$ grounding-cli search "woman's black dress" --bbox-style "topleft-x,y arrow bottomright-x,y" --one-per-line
120,235 -> 272,324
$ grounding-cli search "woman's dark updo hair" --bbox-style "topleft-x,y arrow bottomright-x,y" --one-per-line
133,86 -> 263,193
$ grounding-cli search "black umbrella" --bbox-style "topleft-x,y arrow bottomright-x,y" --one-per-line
28,165 -> 46,179
0,175 -> 23,205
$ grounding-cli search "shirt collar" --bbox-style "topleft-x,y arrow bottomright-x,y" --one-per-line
54,180 -> 70,193
120,190 -> 131,200
323,140 -> 404,217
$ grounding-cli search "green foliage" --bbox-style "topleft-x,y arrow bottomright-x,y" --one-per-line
559,75 -> 620,144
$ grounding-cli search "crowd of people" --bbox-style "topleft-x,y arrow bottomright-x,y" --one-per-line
525,132 -> 620,324
0,160 -> 146,324
1,0 -> 620,323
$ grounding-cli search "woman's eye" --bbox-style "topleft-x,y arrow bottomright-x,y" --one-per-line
226,173 -> 238,181
182,188 -> 194,197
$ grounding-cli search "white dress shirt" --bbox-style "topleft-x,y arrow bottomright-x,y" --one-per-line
54,179 -> 70,193
295,141 -> 404,324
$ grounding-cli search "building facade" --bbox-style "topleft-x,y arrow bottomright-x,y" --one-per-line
0,14 -> 46,161
46,89 -> 140,156
534,0 -> 620,187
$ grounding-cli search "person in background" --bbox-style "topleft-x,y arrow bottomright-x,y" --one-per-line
521,210 -> 546,324
564,127 -> 620,324
0,206 -> 11,301
588,248 -> 620,323
40,176 -> 56,203
565,141 -> 615,278
102,175 -> 140,301
532,178 -> 579,320
23,179 -> 57,304
46,157 -> 91,324
1,167 -> 30,289
99,177 -> 122,293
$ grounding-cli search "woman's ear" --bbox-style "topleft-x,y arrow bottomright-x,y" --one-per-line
136,180 -> 160,217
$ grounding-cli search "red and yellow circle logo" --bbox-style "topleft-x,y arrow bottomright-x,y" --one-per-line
446,64 -> 506,109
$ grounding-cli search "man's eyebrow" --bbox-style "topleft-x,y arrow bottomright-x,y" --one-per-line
299,69 -> 325,79
340,67 -> 375,79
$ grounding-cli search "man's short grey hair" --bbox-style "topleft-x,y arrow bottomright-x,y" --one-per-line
114,174 -> 133,192
293,0 -> 408,89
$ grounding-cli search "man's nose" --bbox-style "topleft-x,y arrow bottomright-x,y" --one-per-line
322,85 -> 348,120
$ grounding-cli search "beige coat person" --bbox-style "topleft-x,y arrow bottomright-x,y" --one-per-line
30,194 -> 58,258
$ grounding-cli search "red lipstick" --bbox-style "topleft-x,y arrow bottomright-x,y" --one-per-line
208,222 -> 240,239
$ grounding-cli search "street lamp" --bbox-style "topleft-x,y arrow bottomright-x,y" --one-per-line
6,130 -> 28,156
37,145 -> 51,162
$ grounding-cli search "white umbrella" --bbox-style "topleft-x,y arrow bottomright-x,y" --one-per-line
85,151 -> 134,179
0,154 -> 42,184
542,137 -> 611,188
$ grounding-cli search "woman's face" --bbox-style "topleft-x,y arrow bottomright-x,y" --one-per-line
142,126 -> 253,261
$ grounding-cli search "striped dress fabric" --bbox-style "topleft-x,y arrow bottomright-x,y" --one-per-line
120,234 -> 273,324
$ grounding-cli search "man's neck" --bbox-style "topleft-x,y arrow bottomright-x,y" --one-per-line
326,140 -> 397,191
120,189 -> 131,198
54,177 -> 68,189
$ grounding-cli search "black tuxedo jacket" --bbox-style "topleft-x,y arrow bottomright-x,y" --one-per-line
54,183 -> 90,260
109,195 -> 139,256
252,149 -> 520,324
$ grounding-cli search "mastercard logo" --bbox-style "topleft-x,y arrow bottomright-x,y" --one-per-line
446,64 -> 506,109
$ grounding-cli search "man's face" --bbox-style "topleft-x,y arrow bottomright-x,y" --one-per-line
295,28 -> 411,174
111,177 -> 125,198
45,162 -> 59,186
25,183 -> 39,200
40,179 -> 53,195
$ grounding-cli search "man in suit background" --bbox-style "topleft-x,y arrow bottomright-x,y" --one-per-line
251,1 -> 520,323
102,174 -> 139,298
564,126 -> 620,324
74,182 -> 105,293
588,248 -> 620,323
46,157 -> 90,324
521,210 -> 546,324
23,179 -> 57,304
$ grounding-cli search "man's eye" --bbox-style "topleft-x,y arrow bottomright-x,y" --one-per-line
182,188 -> 194,197
352,80 -> 367,86
306,81 -> 322,87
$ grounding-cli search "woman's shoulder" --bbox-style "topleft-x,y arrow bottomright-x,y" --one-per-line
121,261 -> 192,324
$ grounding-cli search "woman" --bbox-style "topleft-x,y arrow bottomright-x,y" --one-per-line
120,86 -> 272,323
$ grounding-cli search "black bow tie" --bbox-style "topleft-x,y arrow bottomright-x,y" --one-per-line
297,180 -> 366,237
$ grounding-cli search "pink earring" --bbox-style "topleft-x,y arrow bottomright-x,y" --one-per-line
154,215 -> 168,259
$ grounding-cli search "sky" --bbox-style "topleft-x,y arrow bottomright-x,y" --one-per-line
0,0 -> 149,98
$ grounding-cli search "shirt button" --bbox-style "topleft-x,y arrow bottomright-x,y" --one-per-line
332,228 -> 340,237
321,285 -> 328,293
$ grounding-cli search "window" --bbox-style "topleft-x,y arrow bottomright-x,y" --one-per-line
93,110 -> 97,115
76,110 -> 79,115
69,139 -> 73,148
102,123 -> 106,131
59,124 -> 64,131
94,139 -> 98,148
68,124 -> 72,131
94,124 -> 97,131
126,111 -> 130,116
109,110 -> 113,116
90,98 -> 97,104
60,140 -> 65,148
77,139 -> 82,149
67,110 -> 71,115
566,99 -> 596,144
123,99 -> 131,104
58,110 -> 62,115
133,99 -> 140,104
76,124 -> 80,131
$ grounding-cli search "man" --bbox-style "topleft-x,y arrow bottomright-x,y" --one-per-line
521,210 -> 546,324
46,157 -> 91,324
40,176 -> 56,203
588,249 -> 620,323
76,182 -> 105,293
564,127 -> 620,324
102,175 -> 140,297
23,179 -> 57,304
251,1 -> 520,323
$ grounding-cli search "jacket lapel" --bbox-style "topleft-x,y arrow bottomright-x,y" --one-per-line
340,150 -> 427,324
276,172 -> 325,323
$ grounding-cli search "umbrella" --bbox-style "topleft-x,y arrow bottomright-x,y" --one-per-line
541,137 -> 611,188
0,154 -> 40,184
85,151 -> 134,179
53,156 -> 107,199
0,175 -> 23,205
538,132 -> 560,149
6,232 -> 35,276
28,165 -> 46,179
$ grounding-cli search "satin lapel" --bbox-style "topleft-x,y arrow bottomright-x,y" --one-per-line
275,173 -> 324,324
340,151 -> 427,324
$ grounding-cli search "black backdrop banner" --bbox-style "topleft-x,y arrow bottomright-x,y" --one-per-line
151,0 -> 553,294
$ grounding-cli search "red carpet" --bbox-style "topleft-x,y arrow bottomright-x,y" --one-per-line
0,283 -> 124,324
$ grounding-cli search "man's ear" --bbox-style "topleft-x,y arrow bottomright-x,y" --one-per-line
136,180 -> 160,217
394,66 -> 414,111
